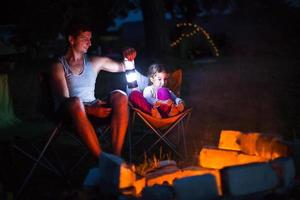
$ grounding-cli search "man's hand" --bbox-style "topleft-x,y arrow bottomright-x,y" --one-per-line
94,106 -> 112,118
123,47 -> 137,61
86,100 -> 112,118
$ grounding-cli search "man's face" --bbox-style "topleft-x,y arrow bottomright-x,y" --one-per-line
69,31 -> 92,53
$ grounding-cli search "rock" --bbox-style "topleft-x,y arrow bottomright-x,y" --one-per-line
98,152 -> 136,193
173,174 -> 219,200
145,164 -> 180,186
270,157 -> 296,188
199,146 -> 268,169
83,167 -> 101,188
239,132 -> 290,159
221,162 -> 279,196
218,130 -> 243,151
133,177 -> 146,196
181,166 -> 222,195
141,185 -> 174,200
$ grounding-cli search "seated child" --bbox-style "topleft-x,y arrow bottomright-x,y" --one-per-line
129,64 -> 184,118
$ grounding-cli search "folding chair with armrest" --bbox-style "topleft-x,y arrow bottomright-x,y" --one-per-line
127,69 -> 192,162
13,72 -> 110,199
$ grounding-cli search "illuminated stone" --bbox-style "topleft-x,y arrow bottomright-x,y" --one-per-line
145,164 -> 223,195
239,133 -> 290,159
133,177 -> 146,196
256,135 -> 290,159
218,130 -> 243,151
145,164 -> 180,186
199,146 -> 268,169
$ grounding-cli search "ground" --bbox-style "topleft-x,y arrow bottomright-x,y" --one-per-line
0,7 -> 300,200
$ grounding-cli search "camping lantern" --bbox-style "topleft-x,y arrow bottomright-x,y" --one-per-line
124,59 -> 138,89
126,69 -> 138,88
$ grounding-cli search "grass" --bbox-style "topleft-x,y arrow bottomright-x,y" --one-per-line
135,146 -> 172,176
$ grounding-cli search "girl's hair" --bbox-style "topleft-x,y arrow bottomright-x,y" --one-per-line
147,64 -> 169,78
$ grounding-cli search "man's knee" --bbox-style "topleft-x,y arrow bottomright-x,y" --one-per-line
65,97 -> 84,113
110,90 -> 128,106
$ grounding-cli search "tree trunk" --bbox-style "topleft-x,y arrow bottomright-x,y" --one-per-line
140,0 -> 170,57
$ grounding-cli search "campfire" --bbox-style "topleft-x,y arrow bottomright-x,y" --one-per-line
88,130 -> 295,199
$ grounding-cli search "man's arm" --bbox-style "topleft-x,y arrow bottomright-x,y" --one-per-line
91,56 -> 124,73
50,62 -> 69,102
91,48 -> 137,73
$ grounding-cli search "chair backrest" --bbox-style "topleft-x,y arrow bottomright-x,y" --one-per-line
37,72 -> 56,121
167,69 -> 182,97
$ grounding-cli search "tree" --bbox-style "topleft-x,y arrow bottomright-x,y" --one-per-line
2,0 -> 129,56
140,0 -> 170,57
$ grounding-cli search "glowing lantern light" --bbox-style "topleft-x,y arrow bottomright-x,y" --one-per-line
124,59 -> 138,89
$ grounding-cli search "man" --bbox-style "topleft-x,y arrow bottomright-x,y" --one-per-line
50,23 -> 136,158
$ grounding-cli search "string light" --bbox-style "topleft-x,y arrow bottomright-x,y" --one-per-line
170,22 -> 220,57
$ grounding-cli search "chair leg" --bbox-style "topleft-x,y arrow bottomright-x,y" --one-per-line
146,121 -> 183,159
182,111 -> 192,159
13,145 -> 59,175
130,109 -> 192,162
180,120 -> 187,159
144,111 -> 192,160
127,110 -> 137,163
15,122 -> 63,199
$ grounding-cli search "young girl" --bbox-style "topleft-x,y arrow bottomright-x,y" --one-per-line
129,64 -> 184,118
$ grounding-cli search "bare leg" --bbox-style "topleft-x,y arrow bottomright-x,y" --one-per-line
151,107 -> 162,119
66,97 -> 101,157
109,91 -> 129,156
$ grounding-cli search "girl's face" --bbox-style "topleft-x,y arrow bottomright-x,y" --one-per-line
150,71 -> 169,89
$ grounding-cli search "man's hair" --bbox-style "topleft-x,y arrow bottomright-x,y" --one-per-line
65,22 -> 93,38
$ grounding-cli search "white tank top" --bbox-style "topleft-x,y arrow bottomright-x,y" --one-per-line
59,54 -> 98,103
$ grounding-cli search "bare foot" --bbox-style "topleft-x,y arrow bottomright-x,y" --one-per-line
168,104 -> 179,117
176,102 -> 185,112
151,107 -> 162,119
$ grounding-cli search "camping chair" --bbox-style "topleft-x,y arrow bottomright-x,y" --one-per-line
13,72 -> 110,199
127,69 -> 192,162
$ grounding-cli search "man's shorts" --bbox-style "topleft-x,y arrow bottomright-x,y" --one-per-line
55,89 -> 127,125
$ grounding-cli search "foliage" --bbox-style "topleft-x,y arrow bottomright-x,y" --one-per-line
2,0 -> 133,53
